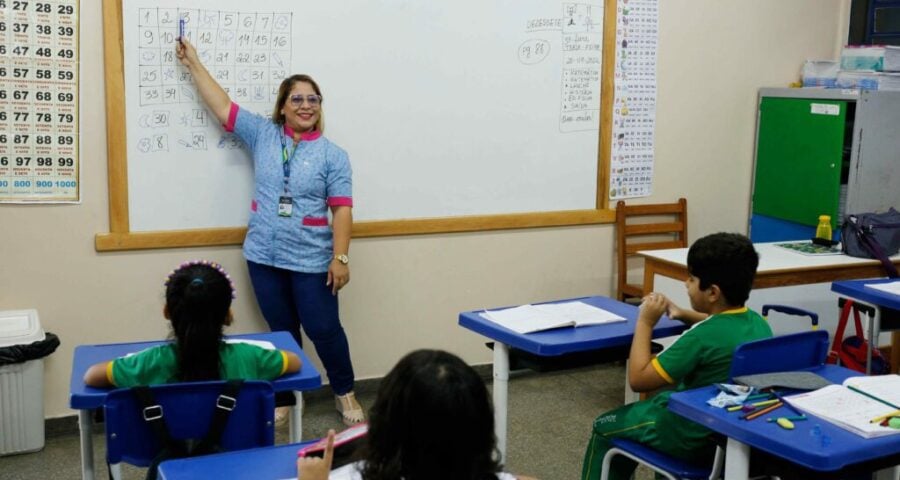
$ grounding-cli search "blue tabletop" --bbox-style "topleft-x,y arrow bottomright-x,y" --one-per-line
668,365 -> 900,472
69,332 -> 322,409
157,440 -> 317,479
458,296 -> 687,356
832,278 -> 900,310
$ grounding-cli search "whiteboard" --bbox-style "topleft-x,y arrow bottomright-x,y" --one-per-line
120,0 -> 604,233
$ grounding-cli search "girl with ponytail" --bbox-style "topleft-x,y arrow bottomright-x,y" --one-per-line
84,260 -> 301,387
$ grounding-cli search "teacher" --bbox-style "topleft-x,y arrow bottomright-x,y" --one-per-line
176,39 -> 363,426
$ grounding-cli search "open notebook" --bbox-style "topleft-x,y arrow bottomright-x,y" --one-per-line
480,301 -> 626,334
785,374 -> 900,438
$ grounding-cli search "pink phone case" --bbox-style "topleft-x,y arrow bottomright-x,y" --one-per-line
297,422 -> 368,458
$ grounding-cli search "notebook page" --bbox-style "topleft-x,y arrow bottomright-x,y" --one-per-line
533,301 -> 626,326
786,385 -> 899,438
843,374 -> 900,407
480,305 -> 572,334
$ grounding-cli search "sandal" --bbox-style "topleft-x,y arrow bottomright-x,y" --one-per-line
274,396 -> 304,428
274,406 -> 291,427
335,392 -> 366,426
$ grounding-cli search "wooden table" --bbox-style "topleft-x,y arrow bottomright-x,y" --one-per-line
639,243 -> 900,292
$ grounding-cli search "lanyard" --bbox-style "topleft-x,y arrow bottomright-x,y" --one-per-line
280,136 -> 300,195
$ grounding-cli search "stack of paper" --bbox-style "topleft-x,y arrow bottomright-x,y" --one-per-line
480,301 -> 626,334
786,374 -> 900,438
884,46 -> 900,72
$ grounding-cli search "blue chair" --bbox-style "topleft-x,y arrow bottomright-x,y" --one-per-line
103,380 -> 275,480
730,330 -> 829,379
601,438 -> 724,480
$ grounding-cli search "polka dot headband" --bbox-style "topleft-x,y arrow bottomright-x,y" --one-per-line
165,260 -> 237,299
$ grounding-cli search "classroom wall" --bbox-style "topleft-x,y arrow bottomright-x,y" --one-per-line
0,0 -> 850,418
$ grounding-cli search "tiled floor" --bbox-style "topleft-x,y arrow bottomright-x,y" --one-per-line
0,361 -> 655,480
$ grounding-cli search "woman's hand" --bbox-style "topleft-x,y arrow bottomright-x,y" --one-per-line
297,430 -> 334,480
327,261 -> 350,295
175,37 -> 200,69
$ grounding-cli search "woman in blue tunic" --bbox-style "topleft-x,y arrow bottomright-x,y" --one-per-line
176,38 -> 363,425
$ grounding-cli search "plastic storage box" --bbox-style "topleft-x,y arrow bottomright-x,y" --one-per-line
0,309 -> 46,455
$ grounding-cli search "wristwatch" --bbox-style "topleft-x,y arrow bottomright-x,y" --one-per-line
333,254 -> 349,265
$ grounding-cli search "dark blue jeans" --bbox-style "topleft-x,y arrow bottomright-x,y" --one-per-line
247,261 -> 355,395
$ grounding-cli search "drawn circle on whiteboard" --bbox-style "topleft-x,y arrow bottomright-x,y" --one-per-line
517,39 -> 551,65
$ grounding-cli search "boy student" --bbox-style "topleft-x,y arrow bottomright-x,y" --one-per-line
582,233 -> 773,480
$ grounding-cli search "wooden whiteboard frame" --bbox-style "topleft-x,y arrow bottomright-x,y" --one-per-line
95,0 -> 616,251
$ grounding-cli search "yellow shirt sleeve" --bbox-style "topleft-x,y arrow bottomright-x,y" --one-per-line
651,357 -> 675,384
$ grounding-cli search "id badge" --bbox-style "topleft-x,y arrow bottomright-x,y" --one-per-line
278,196 -> 293,217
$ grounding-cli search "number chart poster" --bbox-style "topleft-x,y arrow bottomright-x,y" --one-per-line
0,0 -> 79,203
123,3 -> 292,231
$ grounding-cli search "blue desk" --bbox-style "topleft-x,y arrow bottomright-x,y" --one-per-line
459,295 -> 687,461
69,332 -> 321,480
669,365 -> 900,480
832,278 -> 900,374
157,440 -> 317,479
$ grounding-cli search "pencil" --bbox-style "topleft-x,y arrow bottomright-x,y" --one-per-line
727,398 -> 779,412
743,401 -> 783,421
870,409 -> 900,424
847,385 -> 900,410
769,390 -> 804,416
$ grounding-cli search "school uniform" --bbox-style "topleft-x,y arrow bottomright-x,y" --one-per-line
334,461 -> 519,480
224,103 -> 356,395
107,341 -> 289,387
581,307 -> 773,480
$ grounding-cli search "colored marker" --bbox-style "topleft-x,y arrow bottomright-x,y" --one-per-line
726,398 -> 779,412
178,18 -> 185,44
766,415 -> 807,422
745,393 -> 774,402
743,401 -> 783,421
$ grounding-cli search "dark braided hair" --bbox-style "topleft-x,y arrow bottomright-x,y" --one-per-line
360,349 -> 503,480
165,262 -> 234,381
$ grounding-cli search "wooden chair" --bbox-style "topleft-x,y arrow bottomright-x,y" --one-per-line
615,198 -> 688,302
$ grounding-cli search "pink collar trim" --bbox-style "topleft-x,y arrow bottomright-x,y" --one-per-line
283,126 -> 322,142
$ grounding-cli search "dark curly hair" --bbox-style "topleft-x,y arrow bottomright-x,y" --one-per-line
360,349 -> 503,480
687,232 -> 759,306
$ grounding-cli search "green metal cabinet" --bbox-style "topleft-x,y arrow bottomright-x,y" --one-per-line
750,89 -> 900,242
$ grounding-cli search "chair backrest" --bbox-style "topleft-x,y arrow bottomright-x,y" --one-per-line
729,330 -> 829,379
615,198 -> 688,301
104,380 -> 275,467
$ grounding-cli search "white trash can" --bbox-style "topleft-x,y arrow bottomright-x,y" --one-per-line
0,309 -> 46,455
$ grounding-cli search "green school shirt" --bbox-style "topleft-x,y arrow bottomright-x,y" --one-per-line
649,307 -> 773,459
109,342 -> 289,387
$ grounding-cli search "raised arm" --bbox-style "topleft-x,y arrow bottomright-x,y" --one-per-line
175,38 -> 232,125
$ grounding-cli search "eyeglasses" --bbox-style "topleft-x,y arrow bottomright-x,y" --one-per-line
288,94 -> 322,108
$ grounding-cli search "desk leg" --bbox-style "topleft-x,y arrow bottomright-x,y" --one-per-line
623,359 -> 639,404
723,438 -> 750,480
893,332 -> 900,374
493,342 -> 509,463
643,261 -> 658,294
290,391 -> 303,443
874,466 -> 900,480
78,409 -> 95,480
